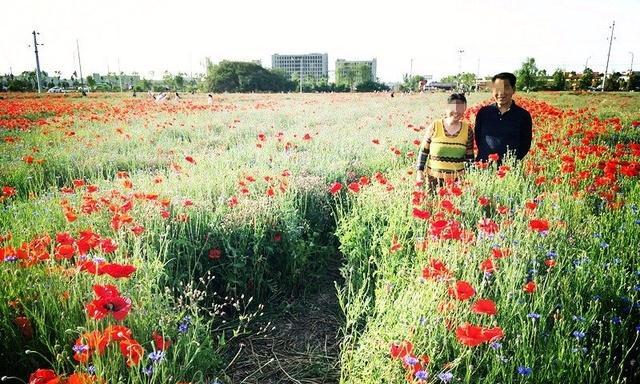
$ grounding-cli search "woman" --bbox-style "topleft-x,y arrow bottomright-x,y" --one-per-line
415,93 -> 474,189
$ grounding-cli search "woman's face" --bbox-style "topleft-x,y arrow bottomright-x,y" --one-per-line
445,102 -> 466,122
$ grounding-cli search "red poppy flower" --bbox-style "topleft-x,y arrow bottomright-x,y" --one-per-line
488,153 -> 500,162
14,315 -> 33,339
471,299 -> 497,316
390,235 -> 402,253
185,155 -> 196,164
119,338 -> 144,367
478,196 -> 490,206
99,238 -> 118,253
448,280 -> 476,301
103,325 -> 133,342
99,263 -> 136,278
455,323 -> 485,347
412,207 -> 430,220
66,372 -> 97,384
529,218 -> 549,233
73,330 -> 108,363
480,257 -> 497,273
478,218 -> 499,235
482,326 -> 505,342
347,182 -> 360,193
86,285 -> 131,321
544,259 -> 557,267
86,295 -> 131,321
329,182 -> 342,195
152,331 -> 172,351
523,281 -> 537,293
55,244 -> 75,260
389,340 -> 413,359
421,259 -> 451,280
28,369 -> 60,384
2,186 -> 17,198
209,248 -> 222,260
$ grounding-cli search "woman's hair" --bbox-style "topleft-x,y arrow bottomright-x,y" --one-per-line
447,93 -> 467,104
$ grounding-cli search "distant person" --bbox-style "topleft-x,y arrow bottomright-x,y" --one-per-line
474,72 -> 532,163
207,94 -> 213,105
132,90 -> 137,97
416,93 -> 474,189
390,91 -> 395,98
175,92 -> 181,100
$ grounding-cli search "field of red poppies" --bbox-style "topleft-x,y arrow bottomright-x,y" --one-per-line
1,91 -> 639,383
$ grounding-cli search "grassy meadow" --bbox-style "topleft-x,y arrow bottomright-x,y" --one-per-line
1,90 -> 639,383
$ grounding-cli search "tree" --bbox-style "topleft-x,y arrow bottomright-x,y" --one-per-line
604,72 -> 622,91
204,60 -> 294,93
174,74 -> 185,90
400,74 -> 426,92
441,72 -> 476,91
86,75 -> 96,89
551,69 -> 566,91
579,68 -> 594,90
515,57 -> 543,91
628,72 -> 640,91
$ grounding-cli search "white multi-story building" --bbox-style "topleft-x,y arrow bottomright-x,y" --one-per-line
271,53 -> 328,80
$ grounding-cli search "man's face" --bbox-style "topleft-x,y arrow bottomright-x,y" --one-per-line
492,79 -> 514,107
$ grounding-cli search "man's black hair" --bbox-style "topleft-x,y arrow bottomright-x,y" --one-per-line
447,93 -> 467,104
492,72 -> 517,88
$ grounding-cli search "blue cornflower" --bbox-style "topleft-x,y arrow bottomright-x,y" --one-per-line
178,315 -> 192,334
572,315 -> 585,322
4,255 -> 18,262
404,355 -> 419,366
592,295 -> 601,302
634,285 -> 640,292
572,347 -> 588,353
438,371 -> 454,382
546,250 -> 557,258
414,370 -> 429,380
142,365 -> 153,376
636,324 -> 640,332
489,342 -> 502,350
87,365 -> 96,375
600,241 -> 609,249
148,350 -> 165,363
572,331 -> 586,340
527,313 -> 541,320
72,344 -> 89,353
611,316 -> 622,325
593,232 -> 602,238
517,366 -> 533,376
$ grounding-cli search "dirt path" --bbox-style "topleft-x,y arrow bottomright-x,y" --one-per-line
223,258 -> 343,384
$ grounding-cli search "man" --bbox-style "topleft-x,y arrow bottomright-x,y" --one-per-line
474,72 -> 532,162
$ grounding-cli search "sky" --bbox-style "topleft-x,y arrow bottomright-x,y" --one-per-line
1,0 -> 639,83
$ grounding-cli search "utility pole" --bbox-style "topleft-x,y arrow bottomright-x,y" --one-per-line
118,57 -> 123,92
630,52 -> 635,72
584,56 -> 591,71
76,39 -> 85,91
457,49 -> 464,90
31,31 -> 43,93
601,21 -> 615,92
